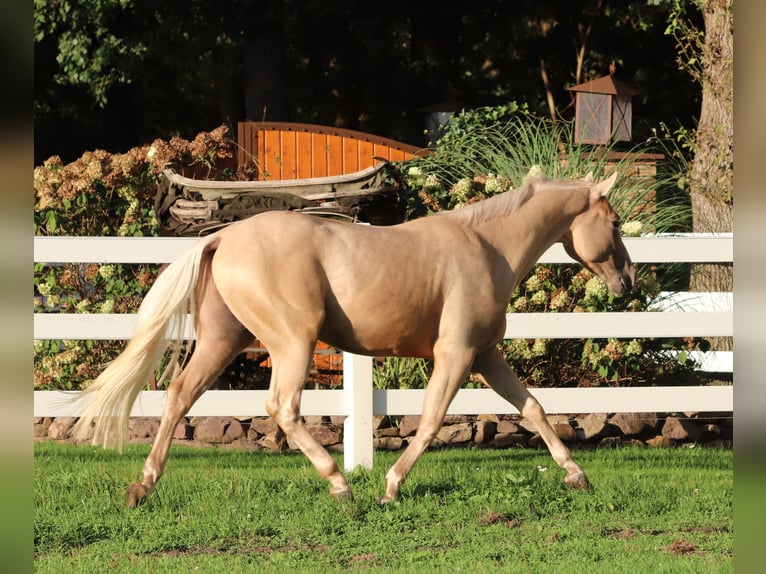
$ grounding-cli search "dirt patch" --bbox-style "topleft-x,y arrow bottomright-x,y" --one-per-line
481,512 -> 523,528
666,539 -> 707,556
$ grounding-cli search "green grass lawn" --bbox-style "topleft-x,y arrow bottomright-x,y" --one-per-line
34,442 -> 732,573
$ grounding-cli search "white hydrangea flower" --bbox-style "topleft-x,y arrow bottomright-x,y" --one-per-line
620,221 -> 643,237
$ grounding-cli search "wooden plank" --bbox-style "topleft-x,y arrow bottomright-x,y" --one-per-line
237,122 -> 246,168
503,311 -> 733,338
34,310 -> 733,341
34,313 -> 196,340
296,130 -> 313,179
312,132 -> 328,177
34,384 -> 733,418
327,135 -> 343,175
34,236 -> 198,264
34,389 -> 346,417
622,234 -> 733,263
255,126 -> 265,178
374,386 -> 733,416
343,137 -> 359,174
389,149 -> 406,162
358,140 -> 375,170
34,235 -> 733,265
373,143 -> 391,161
281,130 -> 298,179
263,129 -> 282,179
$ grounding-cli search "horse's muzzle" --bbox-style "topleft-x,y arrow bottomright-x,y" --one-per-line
617,264 -> 636,294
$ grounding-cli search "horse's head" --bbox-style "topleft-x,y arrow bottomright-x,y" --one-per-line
559,172 -> 636,294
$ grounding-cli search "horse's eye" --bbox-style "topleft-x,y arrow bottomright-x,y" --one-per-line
612,219 -> 621,230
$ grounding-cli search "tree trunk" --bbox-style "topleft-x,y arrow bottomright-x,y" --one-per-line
688,0 -> 733,350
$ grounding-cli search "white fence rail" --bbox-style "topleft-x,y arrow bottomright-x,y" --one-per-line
34,234 -> 733,471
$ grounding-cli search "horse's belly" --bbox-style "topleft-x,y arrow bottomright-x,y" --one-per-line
319,313 -> 436,359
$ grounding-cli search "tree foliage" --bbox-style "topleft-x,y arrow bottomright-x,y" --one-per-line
35,0 -> 698,164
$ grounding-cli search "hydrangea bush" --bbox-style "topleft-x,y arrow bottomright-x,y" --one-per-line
33,126 -> 242,390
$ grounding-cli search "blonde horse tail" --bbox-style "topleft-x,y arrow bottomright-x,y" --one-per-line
71,234 -> 219,451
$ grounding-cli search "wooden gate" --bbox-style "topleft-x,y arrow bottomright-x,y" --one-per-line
237,122 -> 425,179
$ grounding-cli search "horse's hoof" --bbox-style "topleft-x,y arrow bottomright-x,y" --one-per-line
125,483 -> 148,508
378,494 -> 397,505
329,487 -> 353,501
565,471 -> 591,490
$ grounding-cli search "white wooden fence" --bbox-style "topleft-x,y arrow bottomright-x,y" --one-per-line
34,233 -> 733,471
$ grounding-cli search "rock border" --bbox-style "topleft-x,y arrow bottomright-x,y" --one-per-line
34,412 -> 732,451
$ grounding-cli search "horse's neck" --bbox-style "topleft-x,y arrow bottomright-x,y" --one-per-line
477,185 -> 589,273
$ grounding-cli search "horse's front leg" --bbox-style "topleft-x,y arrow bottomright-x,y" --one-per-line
381,344 -> 475,503
472,347 -> 590,490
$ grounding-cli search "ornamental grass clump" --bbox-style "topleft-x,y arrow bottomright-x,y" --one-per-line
393,107 -> 706,388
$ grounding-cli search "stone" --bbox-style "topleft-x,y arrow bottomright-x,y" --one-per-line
304,415 -> 327,426
493,432 -> 528,449
250,417 -> 279,436
173,422 -> 193,440
307,424 -> 341,446
47,417 -> 77,440
374,426 -> 400,438
258,430 -> 287,452
34,418 -> 53,438
552,423 -> 577,442
398,415 -> 421,437
662,417 -> 703,442
436,423 -> 473,444
474,420 -> 497,444
497,420 -> 520,434
477,414 -> 500,423
609,412 -> 659,437
330,416 -> 347,427
222,418 -> 245,444
373,436 -> 404,450
576,416 -> 610,441
444,415 -> 470,425
194,417 -> 228,443
129,418 -> 160,440
372,416 -> 390,431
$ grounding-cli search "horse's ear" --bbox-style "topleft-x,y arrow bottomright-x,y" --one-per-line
591,172 -> 618,200
583,171 -> 595,182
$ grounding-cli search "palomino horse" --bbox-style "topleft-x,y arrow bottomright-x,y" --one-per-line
72,172 -> 634,507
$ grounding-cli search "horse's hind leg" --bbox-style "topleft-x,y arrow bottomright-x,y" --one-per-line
265,343 -> 351,499
126,283 -> 253,507
472,347 -> 590,490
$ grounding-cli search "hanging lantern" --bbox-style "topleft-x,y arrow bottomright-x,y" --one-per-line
566,74 -> 642,145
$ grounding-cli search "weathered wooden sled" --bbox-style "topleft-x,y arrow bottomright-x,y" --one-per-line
154,161 -> 408,236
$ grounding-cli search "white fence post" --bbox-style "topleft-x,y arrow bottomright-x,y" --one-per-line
342,353 -> 374,471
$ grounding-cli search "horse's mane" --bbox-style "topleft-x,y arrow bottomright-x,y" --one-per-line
439,176 -> 593,227
438,177 -> 539,226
